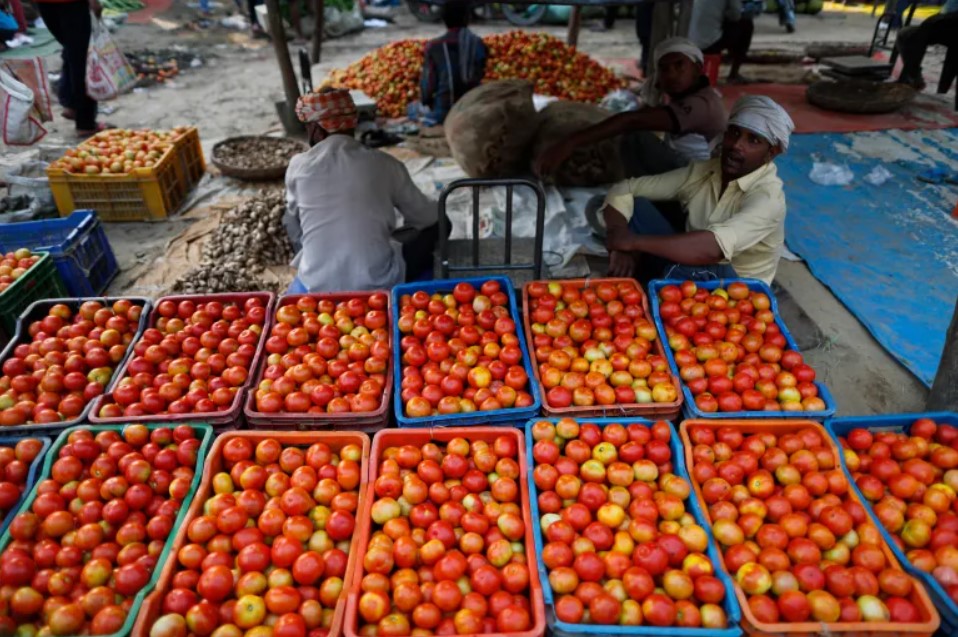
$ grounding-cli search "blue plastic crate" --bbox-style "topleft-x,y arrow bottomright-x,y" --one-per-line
391,275 -> 542,428
648,278 -> 836,420
0,210 -> 119,297
524,416 -> 743,637
0,435 -> 51,540
826,412 -> 958,636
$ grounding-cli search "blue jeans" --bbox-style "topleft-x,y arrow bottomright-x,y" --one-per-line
628,198 -> 738,281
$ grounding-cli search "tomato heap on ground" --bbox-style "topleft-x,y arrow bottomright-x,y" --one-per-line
0,249 -> 41,293
397,281 -> 533,418
656,281 -> 825,413
0,439 -> 45,527
97,297 -> 267,418
358,435 -> 535,635
687,424 -> 925,624
253,294 -> 390,415
839,418 -> 958,606
0,425 -> 202,636
527,280 -> 678,409
1,300 -> 143,426
149,437 -> 363,637
530,418 -> 729,628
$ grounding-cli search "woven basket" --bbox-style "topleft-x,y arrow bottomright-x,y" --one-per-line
806,80 -> 916,114
211,136 -> 307,181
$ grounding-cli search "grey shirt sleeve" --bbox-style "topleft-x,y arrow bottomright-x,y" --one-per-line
283,169 -> 304,253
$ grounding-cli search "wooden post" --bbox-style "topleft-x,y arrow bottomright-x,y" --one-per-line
929,298 -> 958,410
310,0 -> 324,63
567,5 -> 582,47
266,0 -> 302,119
644,1 -> 674,105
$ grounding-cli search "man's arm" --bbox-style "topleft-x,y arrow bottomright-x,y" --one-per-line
420,45 -> 436,106
391,159 -> 438,230
283,183 -> 304,253
534,108 -> 676,177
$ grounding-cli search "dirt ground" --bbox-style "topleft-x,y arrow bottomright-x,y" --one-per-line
5,4 -> 945,414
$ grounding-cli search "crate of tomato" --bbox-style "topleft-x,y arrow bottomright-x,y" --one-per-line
244,291 -> 392,432
344,427 -> 545,637
131,430 -> 370,637
826,413 -> 958,635
0,296 -> 151,435
525,416 -> 742,636
648,278 -> 836,419
523,278 -> 682,420
0,422 -> 214,637
90,292 -> 275,428
680,419 -> 939,636
391,276 -> 540,427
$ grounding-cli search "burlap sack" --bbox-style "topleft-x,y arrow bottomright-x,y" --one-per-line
444,80 -> 537,178
532,101 -> 625,187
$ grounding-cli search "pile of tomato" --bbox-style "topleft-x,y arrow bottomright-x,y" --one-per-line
837,418 -> 958,606
529,418 -> 731,628
252,294 -> 390,416
48,127 -> 192,175
354,432 -> 538,636
0,425 -> 204,637
0,439 -> 45,528
148,435 -> 363,637
686,422 -> 928,625
324,32 -> 625,118
1,300 -> 143,426
0,248 -> 41,294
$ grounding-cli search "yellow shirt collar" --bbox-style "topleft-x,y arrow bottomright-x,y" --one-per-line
707,158 -> 777,194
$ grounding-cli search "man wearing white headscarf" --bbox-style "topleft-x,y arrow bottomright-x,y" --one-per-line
535,36 -> 727,180
600,95 -> 795,284
283,89 -> 441,293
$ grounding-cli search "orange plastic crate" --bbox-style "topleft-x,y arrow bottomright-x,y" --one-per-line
130,430 -> 371,637
678,419 -> 940,637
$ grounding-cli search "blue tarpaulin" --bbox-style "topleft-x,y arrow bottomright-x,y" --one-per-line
777,128 -> 958,386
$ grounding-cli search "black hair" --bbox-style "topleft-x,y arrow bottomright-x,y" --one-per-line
441,1 -> 471,28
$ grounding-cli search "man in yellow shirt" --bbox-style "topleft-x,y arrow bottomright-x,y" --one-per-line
602,95 -> 794,284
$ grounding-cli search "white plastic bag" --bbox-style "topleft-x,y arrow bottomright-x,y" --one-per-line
86,16 -> 137,101
809,161 -> 854,186
0,67 -> 46,146
865,165 -> 893,186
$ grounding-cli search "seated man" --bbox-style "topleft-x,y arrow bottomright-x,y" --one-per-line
690,0 -> 755,84
896,1 -> 958,90
413,0 -> 487,126
536,37 -> 727,179
284,90 -> 442,293
602,95 -> 794,284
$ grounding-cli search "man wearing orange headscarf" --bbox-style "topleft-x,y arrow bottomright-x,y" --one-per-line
284,89 -> 442,293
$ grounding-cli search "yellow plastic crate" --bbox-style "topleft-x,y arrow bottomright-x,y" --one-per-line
47,127 -> 206,222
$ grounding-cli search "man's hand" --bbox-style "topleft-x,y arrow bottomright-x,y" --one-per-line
90,0 -> 103,17
533,141 -> 573,179
608,250 -> 635,277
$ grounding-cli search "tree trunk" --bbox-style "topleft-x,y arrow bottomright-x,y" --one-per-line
566,6 -> 582,47
310,0 -> 324,63
266,0 -> 301,123
929,298 -> 958,410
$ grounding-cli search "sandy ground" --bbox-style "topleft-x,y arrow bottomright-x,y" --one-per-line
5,5 -> 949,414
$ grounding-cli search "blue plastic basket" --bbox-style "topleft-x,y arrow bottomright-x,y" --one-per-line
826,412 -> 958,636
647,278 -> 837,420
391,276 -> 542,428
0,435 -> 51,540
524,416 -> 743,637
0,210 -> 119,297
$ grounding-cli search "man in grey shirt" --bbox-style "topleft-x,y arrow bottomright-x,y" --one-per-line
284,90 -> 441,293
690,0 -> 755,84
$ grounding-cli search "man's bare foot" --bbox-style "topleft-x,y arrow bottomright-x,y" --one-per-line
76,122 -> 115,138
61,108 -> 76,120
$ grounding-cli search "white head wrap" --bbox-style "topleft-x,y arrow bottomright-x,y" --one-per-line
728,95 -> 795,152
654,36 -> 705,67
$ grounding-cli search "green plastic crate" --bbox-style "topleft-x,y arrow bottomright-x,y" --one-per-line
0,422 -> 215,637
0,251 -> 68,336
